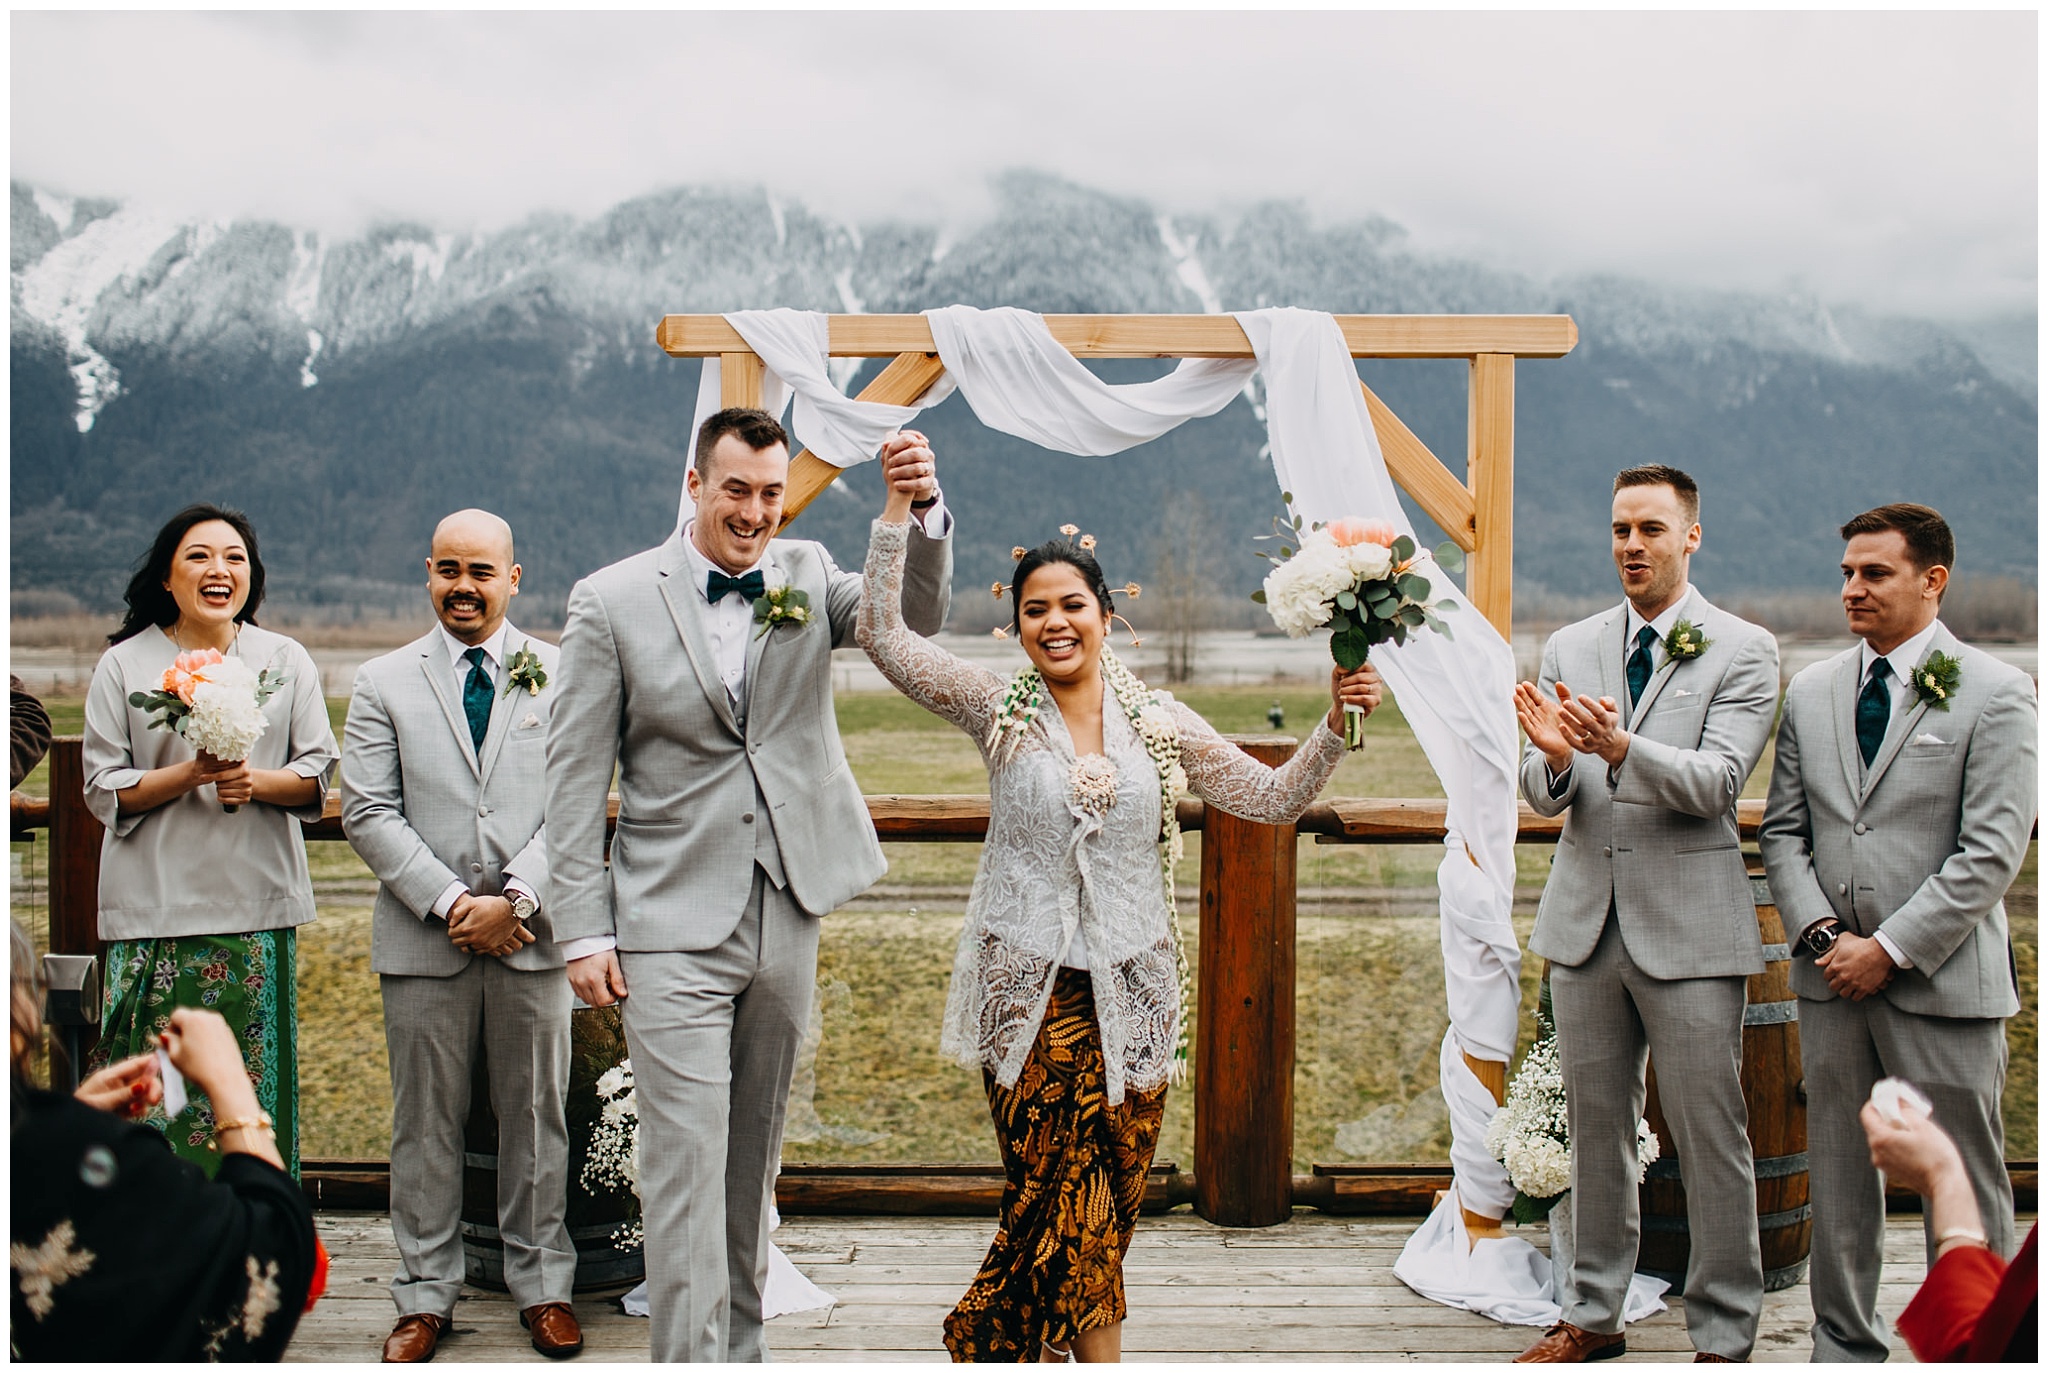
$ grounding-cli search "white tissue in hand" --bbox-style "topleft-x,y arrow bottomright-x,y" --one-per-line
1869,1077 -> 1932,1126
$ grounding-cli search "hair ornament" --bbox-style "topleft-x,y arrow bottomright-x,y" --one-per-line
1011,546 -> 1027,561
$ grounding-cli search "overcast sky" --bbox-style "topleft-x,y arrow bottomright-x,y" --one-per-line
10,9 -> 2036,319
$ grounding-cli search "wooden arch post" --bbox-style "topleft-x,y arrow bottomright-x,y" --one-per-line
663,311 -> 1575,1223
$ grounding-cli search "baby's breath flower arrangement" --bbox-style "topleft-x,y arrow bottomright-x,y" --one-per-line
1486,1020 -> 1660,1224
582,1060 -> 645,1249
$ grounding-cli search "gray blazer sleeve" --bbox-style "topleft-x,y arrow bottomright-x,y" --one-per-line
1876,674 -> 2039,973
1610,631 -> 1778,818
545,578 -> 626,943
1519,635 -> 1576,817
1759,685 -> 1835,943
501,824 -> 550,907
339,669 -> 460,919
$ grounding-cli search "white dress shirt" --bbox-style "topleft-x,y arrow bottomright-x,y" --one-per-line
560,498 -> 952,967
429,621 -> 539,922
1847,617 -> 1944,969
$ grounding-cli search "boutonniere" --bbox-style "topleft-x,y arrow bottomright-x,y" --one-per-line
752,584 -> 813,638
1908,650 -> 1962,711
503,645 -> 548,697
1664,619 -> 1712,662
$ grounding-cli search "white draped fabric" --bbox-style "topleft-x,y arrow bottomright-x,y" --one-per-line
683,305 -> 1553,1316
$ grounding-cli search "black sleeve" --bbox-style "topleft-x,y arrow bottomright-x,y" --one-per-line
11,674 -> 52,789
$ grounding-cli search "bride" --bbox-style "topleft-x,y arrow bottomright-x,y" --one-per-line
857,477 -> 1380,1363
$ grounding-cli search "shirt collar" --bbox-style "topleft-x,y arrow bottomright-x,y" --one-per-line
1861,618 -> 1943,685
681,522 -> 775,603
440,621 -> 510,672
1625,585 -> 1693,647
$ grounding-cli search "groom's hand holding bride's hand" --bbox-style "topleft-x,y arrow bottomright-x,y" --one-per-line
1326,663 -> 1384,732
568,950 -> 630,1007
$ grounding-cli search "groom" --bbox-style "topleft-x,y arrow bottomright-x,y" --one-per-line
1760,503 -> 2034,1361
547,407 -> 953,1361
1512,466 -> 1778,1363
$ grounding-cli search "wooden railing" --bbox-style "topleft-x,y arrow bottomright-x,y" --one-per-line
15,737 -> 2033,1221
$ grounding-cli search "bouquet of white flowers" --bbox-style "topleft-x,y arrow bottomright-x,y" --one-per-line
128,647 -> 287,812
1485,1019 -> 1660,1224
583,1058 -> 645,1249
1252,500 -> 1462,749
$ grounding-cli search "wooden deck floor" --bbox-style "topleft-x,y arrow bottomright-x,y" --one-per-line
290,1211 -> 1963,1363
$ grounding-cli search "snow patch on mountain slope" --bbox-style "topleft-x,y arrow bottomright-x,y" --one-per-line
32,189 -> 74,236
1156,214 -> 1224,315
15,203 -> 184,429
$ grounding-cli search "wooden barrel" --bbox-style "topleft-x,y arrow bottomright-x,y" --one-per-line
1638,856 -> 1811,1293
462,1003 -> 644,1294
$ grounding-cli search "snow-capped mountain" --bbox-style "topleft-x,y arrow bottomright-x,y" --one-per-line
11,173 -> 2035,614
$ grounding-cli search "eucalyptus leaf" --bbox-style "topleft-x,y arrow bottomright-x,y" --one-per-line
1335,590 -> 1357,610
1391,534 -> 1417,562
1433,542 -> 1466,572
1398,573 -> 1432,601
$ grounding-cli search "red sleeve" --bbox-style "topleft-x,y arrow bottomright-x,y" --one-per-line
1897,1245 -> 2007,1362
1966,1225 -> 2037,1361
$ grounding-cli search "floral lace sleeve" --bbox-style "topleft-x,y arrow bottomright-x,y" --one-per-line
857,519 -> 1004,741
1173,701 -> 1345,824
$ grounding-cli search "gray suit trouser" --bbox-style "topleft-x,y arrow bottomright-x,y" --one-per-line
382,957 -> 575,1317
1801,994 -> 2011,1362
621,868 -> 819,1363
1551,915 -> 1762,1359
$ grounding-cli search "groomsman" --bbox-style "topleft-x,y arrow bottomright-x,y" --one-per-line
1513,466 -> 1779,1363
342,510 -> 582,1362
1760,503 -> 2035,1362
548,410 -> 953,1361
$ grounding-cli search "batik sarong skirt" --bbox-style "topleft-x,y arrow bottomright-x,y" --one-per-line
942,968 -> 1167,1362
92,930 -> 299,1178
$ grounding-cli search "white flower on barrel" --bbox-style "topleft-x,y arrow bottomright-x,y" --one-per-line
584,1058 -> 645,1247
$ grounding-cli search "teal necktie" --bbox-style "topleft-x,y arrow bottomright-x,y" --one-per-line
1626,625 -> 1659,707
462,647 -> 493,754
1857,658 -> 1892,768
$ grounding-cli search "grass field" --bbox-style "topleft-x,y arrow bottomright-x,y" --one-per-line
10,686 -> 2035,1168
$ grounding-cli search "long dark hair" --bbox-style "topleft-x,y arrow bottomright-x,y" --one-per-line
109,503 -> 267,645
1010,540 -> 1115,631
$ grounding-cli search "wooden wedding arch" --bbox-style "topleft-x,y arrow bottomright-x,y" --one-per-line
656,312 -> 1584,640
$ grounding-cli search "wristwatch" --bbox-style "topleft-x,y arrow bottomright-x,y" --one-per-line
510,893 -> 538,926
1802,920 -> 1842,957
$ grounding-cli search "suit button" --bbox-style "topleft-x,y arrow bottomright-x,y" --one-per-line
1853,822 -> 1868,835
1837,883 -> 1848,896
1603,847 -> 1612,857
471,863 -> 484,874
741,812 -> 755,824
478,806 -> 490,818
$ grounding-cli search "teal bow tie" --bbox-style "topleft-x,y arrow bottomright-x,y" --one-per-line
706,568 -> 765,603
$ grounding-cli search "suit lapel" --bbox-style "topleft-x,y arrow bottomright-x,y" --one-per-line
419,636 -> 482,781
1595,605 -> 1626,706
657,535 -> 743,741
1860,625 -> 1955,801
1829,650 -> 1864,800
477,628 -> 525,790
738,544 -> 788,722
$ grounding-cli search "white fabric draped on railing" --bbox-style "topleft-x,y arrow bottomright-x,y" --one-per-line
682,306 -> 1587,1322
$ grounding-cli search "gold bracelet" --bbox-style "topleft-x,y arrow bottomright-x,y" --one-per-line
206,1111 -> 275,1150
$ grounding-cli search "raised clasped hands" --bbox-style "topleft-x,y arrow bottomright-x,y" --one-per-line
1325,663 -> 1384,733
878,430 -> 937,519
447,892 -> 535,959
1514,680 -> 1630,769
1818,930 -> 1896,1000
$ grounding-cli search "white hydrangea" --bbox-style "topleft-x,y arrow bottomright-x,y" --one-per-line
1502,1134 -> 1573,1198
1636,1117 -> 1662,1182
1261,531 -> 1353,638
181,658 -> 271,762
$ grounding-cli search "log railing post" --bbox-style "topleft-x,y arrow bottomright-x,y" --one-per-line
44,739 -> 103,964
1195,734 -> 1299,1227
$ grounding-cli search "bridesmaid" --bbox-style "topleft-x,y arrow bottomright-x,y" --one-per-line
81,503 -> 337,1175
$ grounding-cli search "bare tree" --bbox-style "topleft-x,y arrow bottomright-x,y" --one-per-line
1150,491 -> 1216,685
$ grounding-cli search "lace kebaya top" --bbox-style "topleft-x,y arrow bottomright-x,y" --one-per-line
858,519 -> 1346,1103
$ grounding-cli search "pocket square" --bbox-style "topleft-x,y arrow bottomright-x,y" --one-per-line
1908,732 -> 1949,747
518,713 -> 543,730
1669,688 -> 1698,699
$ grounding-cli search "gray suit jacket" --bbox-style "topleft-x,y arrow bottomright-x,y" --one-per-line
547,527 -> 951,951
1522,590 -> 1780,980
1760,625 -> 2033,1018
342,627 -> 563,976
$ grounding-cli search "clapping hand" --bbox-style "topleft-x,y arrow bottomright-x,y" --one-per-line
1513,681 -> 1575,772
1553,683 -> 1631,767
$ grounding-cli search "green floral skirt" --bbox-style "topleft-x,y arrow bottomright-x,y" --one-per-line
92,930 -> 299,1178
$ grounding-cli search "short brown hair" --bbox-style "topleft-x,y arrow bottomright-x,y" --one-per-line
1613,465 -> 1700,524
694,407 -> 789,477
1840,503 -> 1954,574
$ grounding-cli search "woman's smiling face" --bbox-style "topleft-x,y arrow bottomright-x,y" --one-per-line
162,519 -> 251,630
1017,562 -> 1108,687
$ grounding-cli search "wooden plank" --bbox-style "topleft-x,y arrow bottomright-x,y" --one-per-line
658,314 -> 1580,360
1465,353 -> 1516,638
1360,381 -> 1476,551
720,350 -> 765,408
779,351 -> 949,529
1196,735 -> 1299,1228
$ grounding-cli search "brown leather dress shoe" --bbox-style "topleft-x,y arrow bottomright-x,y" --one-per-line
521,1302 -> 584,1359
1513,1322 -> 1627,1363
381,1313 -> 449,1363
